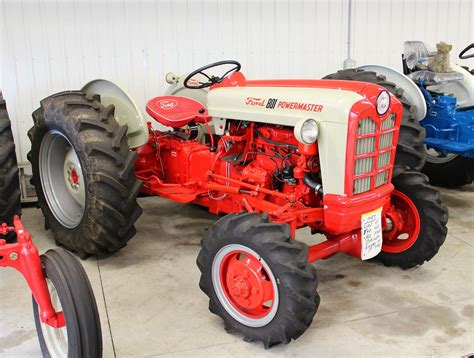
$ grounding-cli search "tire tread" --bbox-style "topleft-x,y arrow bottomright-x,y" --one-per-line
0,94 -> 21,242
28,92 -> 142,256
197,213 -> 320,348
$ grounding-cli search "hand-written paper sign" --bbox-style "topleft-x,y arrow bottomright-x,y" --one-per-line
361,207 -> 383,260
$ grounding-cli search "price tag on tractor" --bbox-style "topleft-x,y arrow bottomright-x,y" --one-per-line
361,207 -> 383,260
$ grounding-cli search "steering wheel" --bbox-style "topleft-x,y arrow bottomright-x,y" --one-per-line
184,60 -> 241,89
459,43 -> 474,59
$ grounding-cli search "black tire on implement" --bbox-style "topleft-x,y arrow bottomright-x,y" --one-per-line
376,167 -> 448,269
422,155 -> 474,187
28,91 -> 142,257
33,249 -> 102,357
323,69 -> 426,171
0,93 -> 21,242
197,213 -> 320,348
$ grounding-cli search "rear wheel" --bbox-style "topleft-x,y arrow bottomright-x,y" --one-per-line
197,213 -> 320,348
422,148 -> 474,187
28,92 -> 142,257
0,93 -> 21,242
33,249 -> 102,358
377,168 -> 448,269
324,69 -> 426,171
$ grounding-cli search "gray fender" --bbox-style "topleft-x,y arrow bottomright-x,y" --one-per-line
81,79 -> 149,148
427,64 -> 474,108
358,65 -> 427,121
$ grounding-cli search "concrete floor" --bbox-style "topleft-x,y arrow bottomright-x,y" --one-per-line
1,185 -> 473,357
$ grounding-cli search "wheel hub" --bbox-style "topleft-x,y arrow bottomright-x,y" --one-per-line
226,262 -> 267,309
384,216 -> 394,232
382,209 -> 404,240
63,147 -> 85,205
39,130 -> 86,229
212,244 -> 279,327
67,167 -> 79,188
230,277 -> 250,299
382,190 -> 421,253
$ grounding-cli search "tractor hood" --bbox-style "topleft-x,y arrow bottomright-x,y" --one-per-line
207,79 -> 369,127
207,78 -> 392,196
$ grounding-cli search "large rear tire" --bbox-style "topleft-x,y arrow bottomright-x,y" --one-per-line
422,151 -> 474,187
376,168 -> 448,269
324,69 -> 426,171
33,249 -> 102,357
0,93 -> 21,242
28,91 -> 142,257
197,213 -> 320,348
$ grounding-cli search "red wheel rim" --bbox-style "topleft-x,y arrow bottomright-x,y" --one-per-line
382,190 -> 421,253
219,249 -> 276,320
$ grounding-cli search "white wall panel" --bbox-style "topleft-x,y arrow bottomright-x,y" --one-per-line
1,0 -> 473,162
353,0 -> 474,69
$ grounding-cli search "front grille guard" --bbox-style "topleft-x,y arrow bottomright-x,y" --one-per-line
352,113 -> 398,195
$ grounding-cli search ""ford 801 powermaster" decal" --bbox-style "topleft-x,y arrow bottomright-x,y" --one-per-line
245,97 -> 323,112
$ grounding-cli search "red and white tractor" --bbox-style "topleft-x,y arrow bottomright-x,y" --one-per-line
28,61 -> 448,347
0,93 -> 102,357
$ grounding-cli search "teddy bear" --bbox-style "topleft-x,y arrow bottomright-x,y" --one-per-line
428,41 -> 453,73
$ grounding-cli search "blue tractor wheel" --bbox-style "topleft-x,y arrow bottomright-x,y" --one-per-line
423,150 -> 474,187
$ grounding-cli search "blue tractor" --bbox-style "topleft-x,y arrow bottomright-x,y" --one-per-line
326,42 -> 474,187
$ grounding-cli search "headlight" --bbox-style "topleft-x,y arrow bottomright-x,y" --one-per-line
376,90 -> 390,115
294,119 -> 319,144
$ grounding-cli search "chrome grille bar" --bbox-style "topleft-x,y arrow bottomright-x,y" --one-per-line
377,151 -> 391,168
354,177 -> 372,194
375,170 -> 389,187
358,117 -> 377,135
354,157 -> 374,175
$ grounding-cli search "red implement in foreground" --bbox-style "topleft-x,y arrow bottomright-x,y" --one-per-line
0,216 -> 102,357
1,91 -> 102,356
0,216 -> 65,327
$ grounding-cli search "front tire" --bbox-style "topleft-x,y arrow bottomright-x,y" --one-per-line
0,93 -> 21,242
33,249 -> 102,358
376,168 -> 448,269
28,91 -> 142,257
197,213 -> 320,348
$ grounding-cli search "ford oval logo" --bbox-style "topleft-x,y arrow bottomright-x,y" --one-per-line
158,99 -> 178,110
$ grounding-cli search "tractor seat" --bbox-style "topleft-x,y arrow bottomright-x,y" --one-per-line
146,95 -> 210,128
408,70 -> 464,86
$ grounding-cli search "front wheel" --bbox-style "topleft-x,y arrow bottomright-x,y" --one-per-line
33,249 -> 102,358
197,213 -> 320,348
376,168 -> 448,269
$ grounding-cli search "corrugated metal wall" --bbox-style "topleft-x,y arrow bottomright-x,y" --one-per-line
352,0 -> 473,68
1,0 -> 473,162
